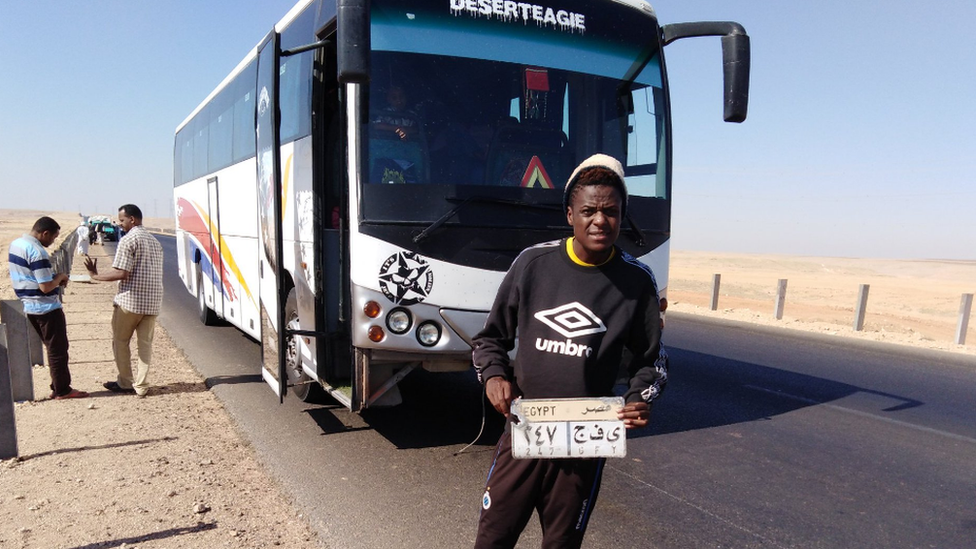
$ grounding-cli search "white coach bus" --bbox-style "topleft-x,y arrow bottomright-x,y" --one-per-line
173,0 -> 749,410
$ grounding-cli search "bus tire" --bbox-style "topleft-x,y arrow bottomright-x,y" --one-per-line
284,287 -> 322,402
197,266 -> 219,326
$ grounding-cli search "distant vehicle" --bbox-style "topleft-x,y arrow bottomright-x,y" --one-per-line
97,223 -> 119,242
173,0 -> 750,409
88,215 -> 119,243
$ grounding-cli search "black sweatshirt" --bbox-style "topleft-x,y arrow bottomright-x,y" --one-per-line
472,238 -> 669,405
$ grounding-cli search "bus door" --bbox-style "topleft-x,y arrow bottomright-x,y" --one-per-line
311,33 -> 351,391
206,177 -> 224,317
255,30 -> 288,400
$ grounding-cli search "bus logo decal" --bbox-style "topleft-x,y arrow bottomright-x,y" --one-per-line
378,252 -> 434,306
449,0 -> 586,34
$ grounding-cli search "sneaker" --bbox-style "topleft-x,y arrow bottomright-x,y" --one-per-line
54,389 -> 90,400
103,381 -> 135,394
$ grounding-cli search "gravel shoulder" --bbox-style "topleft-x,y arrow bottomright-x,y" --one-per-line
0,211 -> 324,549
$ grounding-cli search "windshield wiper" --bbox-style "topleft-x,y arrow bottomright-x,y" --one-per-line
413,196 -> 559,243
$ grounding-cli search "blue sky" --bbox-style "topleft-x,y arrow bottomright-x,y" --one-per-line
2,1 -> 973,259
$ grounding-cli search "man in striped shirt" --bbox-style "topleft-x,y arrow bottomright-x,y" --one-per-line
8,216 -> 89,399
84,205 -> 163,398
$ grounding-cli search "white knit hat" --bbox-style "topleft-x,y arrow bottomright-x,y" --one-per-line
563,153 -> 628,215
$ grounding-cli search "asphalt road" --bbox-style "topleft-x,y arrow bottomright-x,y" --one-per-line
155,235 -> 976,549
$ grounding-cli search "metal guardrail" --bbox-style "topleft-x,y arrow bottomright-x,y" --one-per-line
52,230 -> 78,273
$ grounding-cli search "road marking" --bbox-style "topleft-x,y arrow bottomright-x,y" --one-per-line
609,465 -> 791,549
743,384 -> 976,445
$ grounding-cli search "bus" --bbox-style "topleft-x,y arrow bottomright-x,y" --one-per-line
173,0 -> 749,411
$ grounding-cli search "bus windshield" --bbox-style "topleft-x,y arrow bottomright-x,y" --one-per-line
362,0 -> 667,228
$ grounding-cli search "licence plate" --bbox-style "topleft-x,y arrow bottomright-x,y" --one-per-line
510,397 -> 626,459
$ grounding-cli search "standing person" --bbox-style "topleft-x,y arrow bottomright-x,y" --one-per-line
472,154 -> 669,548
84,205 -> 163,397
8,216 -> 89,399
75,221 -> 90,256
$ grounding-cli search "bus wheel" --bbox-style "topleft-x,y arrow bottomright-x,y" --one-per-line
284,288 -> 321,402
197,266 -> 219,326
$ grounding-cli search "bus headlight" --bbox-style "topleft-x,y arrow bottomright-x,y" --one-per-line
386,308 -> 411,334
415,321 -> 441,347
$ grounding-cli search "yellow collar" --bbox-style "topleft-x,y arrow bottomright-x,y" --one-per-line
566,237 -> 614,267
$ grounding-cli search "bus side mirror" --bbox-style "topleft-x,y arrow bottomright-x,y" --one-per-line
338,0 -> 370,84
721,33 -> 750,123
662,21 -> 751,123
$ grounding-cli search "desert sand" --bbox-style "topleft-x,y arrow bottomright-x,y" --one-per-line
0,209 -> 973,548
667,250 -> 975,356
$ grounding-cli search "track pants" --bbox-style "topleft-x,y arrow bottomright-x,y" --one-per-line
28,309 -> 72,397
475,430 -> 605,549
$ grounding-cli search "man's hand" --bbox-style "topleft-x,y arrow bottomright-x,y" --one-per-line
618,401 -> 650,429
485,376 -> 513,418
84,256 -> 97,274
38,273 -> 69,294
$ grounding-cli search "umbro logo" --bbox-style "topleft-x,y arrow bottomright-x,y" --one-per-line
533,302 -> 606,339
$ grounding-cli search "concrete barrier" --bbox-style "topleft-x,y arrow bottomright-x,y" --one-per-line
710,274 -> 721,311
853,284 -> 870,332
0,301 -> 38,402
0,325 -> 19,459
774,279 -> 788,320
957,294 -> 973,346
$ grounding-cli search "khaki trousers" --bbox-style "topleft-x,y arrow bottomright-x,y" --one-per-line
111,305 -> 156,395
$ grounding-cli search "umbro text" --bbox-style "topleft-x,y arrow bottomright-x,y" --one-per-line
535,337 -> 593,357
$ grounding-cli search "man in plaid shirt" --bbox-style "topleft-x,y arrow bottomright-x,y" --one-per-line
84,204 -> 163,397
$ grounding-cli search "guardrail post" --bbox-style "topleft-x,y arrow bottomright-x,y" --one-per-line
956,293 -> 973,345
853,284 -> 870,332
774,279 -> 788,320
0,301 -> 38,401
1,325 -> 19,459
710,274 -> 721,311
